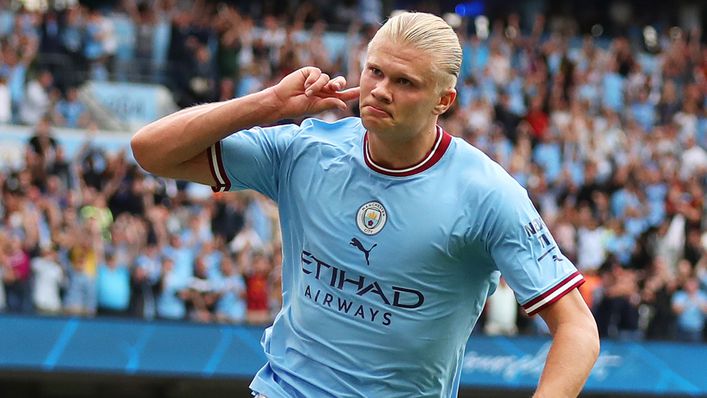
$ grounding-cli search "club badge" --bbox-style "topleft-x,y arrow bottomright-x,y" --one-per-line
356,201 -> 387,235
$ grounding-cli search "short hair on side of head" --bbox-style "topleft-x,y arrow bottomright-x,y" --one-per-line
369,12 -> 462,90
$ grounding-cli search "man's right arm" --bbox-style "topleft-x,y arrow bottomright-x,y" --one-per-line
130,67 -> 360,185
131,92 -> 279,185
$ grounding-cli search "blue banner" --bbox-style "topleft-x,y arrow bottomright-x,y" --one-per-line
0,315 -> 264,378
461,336 -> 707,396
1,315 -> 705,396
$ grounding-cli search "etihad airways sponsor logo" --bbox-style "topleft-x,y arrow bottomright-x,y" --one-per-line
300,250 -> 425,326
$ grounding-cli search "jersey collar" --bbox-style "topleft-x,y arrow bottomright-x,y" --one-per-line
363,126 -> 452,177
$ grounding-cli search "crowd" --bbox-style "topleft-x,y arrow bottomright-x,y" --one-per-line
0,1 -> 706,340
0,121 -> 283,324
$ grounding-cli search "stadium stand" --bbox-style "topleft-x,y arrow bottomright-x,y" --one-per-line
0,0 -> 705,396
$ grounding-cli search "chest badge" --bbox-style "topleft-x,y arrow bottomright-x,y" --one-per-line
356,201 -> 387,235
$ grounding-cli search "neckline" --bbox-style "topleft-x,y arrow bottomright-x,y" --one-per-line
363,126 -> 452,177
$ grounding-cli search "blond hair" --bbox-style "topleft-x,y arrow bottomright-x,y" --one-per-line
368,12 -> 461,90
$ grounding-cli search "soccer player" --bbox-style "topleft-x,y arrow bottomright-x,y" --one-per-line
131,12 -> 599,398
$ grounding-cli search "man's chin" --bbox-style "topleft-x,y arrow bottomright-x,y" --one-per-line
361,115 -> 393,132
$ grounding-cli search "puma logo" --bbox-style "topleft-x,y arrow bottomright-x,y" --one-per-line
349,238 -> 377,266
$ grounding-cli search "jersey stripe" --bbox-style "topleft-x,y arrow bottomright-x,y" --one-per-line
363,126 -> 452,177
522,271 -> 585,316
208,142 -> 231,192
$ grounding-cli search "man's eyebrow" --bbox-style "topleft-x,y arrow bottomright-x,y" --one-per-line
397,73 -> 423,84
365,62 -> 424,84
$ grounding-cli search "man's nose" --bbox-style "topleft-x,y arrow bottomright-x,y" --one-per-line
370,80 -> 392,104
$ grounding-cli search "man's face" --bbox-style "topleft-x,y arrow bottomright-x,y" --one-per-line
359,41 -> 450,138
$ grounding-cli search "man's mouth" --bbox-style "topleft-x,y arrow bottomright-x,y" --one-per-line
363,105 -> 392,118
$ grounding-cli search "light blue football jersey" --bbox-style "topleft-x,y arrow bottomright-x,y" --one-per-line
207,117 -> 584,398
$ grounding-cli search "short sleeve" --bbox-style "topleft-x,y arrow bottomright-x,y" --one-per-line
207,123 -> 301,200
485,181 -> 584,316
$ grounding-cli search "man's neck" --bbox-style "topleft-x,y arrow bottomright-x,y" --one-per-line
367,124 -> 439,169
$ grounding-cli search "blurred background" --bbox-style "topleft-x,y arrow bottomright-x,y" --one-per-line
0,0 -> 705,397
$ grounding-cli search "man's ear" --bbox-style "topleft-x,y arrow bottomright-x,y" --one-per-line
433,88 -> 457,115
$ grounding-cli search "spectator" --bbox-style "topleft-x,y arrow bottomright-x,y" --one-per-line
0,75 -> 10,123
680,135 -> 707,181
244,193 -> 275,244
595,259 -> 641,339
602,57 -> 625,112
629,87 -> 656,133
59,4 -> 84,86
156,257 -> 188,320
83,8 -> 116,80
552,203 -> 578,262
698,257 -> 707,292
1,233 -> 32,313
656,80 -> 681,126
19,69 -> 56,125
493,92 -> 521,142
187,44 -> 218,104
38,10 -> 63,58
576,205 -> 607,272
77,132 -> 108,191
180,211 -> 212,250
166,9 -> 196,107
1,41 -> 35,118
53,86 -> 89,128
131,242 -> 163,319
27,117 -> 58,159
63,223 -> 100,316
605,219 -> 636,266
31,246 -> 64,314
127,1 -> 159,80
671,277 -> 707,342
214,254 -> 246,323
243,250 -> 271,325
230,221 -> 265,254
640,256 -> 677,340
526,95 -> 549,141
163,233 -> 195,281
79,189 -> 113,241
184,255 -> 219,322
23,117 -> 59,191
47,146 -> 72,192
96,251 -> 132,316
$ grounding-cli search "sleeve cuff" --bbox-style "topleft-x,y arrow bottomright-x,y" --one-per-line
208,141 -> 231,192
522,271 -> 585,316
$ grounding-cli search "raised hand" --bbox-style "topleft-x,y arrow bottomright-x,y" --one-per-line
269,67 -> 360,120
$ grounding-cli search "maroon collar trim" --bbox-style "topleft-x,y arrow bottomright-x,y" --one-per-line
363,126 -> 452,177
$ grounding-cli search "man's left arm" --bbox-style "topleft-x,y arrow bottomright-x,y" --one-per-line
533,288 -> 600,398
480,172 -> 600,396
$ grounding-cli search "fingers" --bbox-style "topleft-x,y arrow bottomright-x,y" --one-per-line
299,67 -> 360,114
305,71 -> 330,97
318,97 -> 348,111
310,86 -> 360,114
303,68 -> 322,95
304,72 -> 351,97
336,86 -> 360,102
325,76 -> 347,92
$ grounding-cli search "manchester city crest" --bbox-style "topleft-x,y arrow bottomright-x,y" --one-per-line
356,201 -> 387,235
